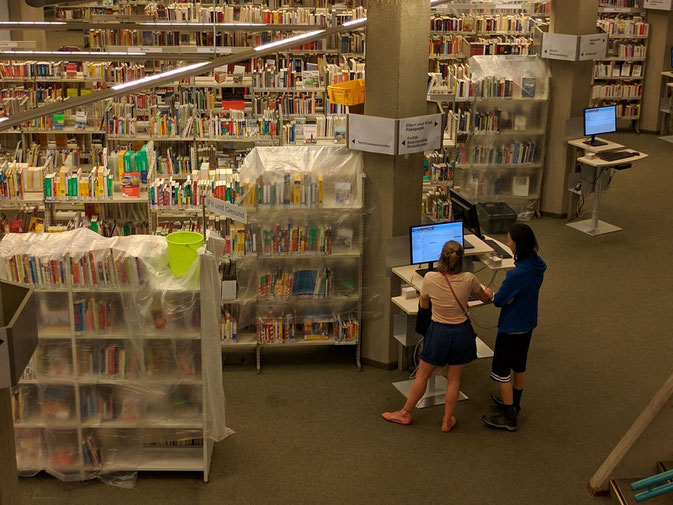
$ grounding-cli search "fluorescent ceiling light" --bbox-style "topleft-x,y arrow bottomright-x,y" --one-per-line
0,50 -> 145,56
254,30 -> 325,51
343,18 -> 367,27
0,21 -> 66,25
0,118 -> 7,122
111,61 -> 209,90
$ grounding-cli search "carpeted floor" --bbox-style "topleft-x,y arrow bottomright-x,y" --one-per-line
18,132 -> 673,505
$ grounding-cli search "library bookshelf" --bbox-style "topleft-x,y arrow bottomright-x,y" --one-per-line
2,230 -> 227,482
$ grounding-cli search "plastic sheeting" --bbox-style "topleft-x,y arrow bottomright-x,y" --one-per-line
215,146 -> 364,343
1,228 -> 230,484
458,55 -> 550,218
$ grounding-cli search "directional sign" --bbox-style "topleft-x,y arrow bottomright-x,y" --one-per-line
206,195 -> 247,224
347,114 -> 397,155
578,33 -> 608,61
644,0 -> 673,9
541,33 -> 579,61
398,113 -> 443,155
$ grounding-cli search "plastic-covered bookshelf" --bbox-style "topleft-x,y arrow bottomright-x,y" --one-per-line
217,146 -> 363,371
451,55 -> 550,218
0,228 -> 230,482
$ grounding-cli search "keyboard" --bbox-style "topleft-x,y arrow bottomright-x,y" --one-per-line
463,238 -> 475,250
484,239 -> 512,259
597,150 -> 638,162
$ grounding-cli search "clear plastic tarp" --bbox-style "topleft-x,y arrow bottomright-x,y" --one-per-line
1,228 -> 230,484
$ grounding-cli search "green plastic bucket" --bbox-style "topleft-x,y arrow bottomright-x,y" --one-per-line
165,231 -> 203,276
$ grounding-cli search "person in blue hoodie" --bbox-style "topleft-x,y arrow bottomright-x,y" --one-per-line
481,223 -> 546,431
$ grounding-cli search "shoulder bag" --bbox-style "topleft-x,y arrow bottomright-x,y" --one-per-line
414,298 -> 432,336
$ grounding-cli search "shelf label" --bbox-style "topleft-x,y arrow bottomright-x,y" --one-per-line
644,0 -> 673,9
205,196 -> 247,223
541,32 -> 579,61
578,33 -> 608,61
398,113 -> 443,155
347,114 -> 397,155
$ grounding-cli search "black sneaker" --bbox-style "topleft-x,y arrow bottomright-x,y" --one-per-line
481,410 -> 517,431
490,393 -> 521,414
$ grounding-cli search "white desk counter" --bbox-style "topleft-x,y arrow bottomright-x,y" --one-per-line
577,151 -> 648,167
568,137 -> 624,153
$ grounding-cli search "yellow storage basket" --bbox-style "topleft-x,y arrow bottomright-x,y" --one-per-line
327,79 -> 365,106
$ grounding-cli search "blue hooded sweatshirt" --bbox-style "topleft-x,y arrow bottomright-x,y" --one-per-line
493,251 -> 547,333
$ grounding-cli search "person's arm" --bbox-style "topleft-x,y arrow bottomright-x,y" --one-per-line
469,274 -> 493,303
493,271 -> 520,307
419,275 -> 430,308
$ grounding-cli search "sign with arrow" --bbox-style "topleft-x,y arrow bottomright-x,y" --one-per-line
398,113 -> 443,155
347,114 -> 397,155
578,33 -> 608,61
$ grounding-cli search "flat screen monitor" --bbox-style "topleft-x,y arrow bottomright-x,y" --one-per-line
410,221 -> 464,267
449,189 -> 482,239
583,105 -> 617,146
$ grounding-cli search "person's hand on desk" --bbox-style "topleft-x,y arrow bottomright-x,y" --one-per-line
477,286 -> 494,304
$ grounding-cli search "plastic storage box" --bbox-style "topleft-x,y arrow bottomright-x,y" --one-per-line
327,79 -> 365,106
477,202 -> 517,235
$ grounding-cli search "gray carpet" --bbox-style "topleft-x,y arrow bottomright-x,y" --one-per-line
18,132 -> 673,505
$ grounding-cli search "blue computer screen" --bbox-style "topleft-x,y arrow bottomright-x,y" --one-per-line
584,106 -> 617,136
410,221 -> 464,265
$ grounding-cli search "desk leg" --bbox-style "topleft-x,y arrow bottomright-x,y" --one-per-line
567,168 -> 623,236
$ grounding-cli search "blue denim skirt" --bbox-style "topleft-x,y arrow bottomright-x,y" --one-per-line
420,320 -> 477,366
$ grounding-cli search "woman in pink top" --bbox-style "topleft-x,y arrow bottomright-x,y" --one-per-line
382,241 -> 493,431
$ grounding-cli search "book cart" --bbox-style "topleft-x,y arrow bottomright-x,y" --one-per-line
217,146 -> 363,372
0,229 -> 228,482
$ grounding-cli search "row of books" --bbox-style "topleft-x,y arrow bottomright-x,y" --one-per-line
591,83 -> 643,99
77,344 -> 135,377
248,172 -> 325,207
430,14 -> 537,34
607,41 -> 647,60
422,190 -> 451,220
458,141 -> 538,165
258,266 -> 333,298
0,162 -> 43,199
612,102 -> 641,118
257,313 -> 296,343
251,94 -> 321,116
44,166 -> 114,200
598,18 -> 649,37
424,153 -> 454,184
429,34 -> 463,56
147,3 -> 365,24
593,62 -> 643,79
253,65 -> 320,89
599,0 -> 637,5
468,37 -> 533,57
220,308 -> 239,342
149,177 -> 241,209
73,298 -> 115,333
261,224 -> 333,256
256,312 -> 359,343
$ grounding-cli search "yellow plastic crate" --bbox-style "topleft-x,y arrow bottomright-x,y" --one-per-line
327,79 -> 365,106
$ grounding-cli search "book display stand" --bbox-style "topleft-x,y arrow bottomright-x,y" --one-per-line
0,229 -> 229,482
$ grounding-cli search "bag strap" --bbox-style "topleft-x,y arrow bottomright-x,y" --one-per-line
443,273 -> 470,321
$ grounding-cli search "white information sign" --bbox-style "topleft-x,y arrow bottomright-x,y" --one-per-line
578,33 -> 608,61
541,33 -> 579,61
398,114 -> 443,155
347,114 -> 397,155
205,196 -> 248,224
644,0 -> 673,9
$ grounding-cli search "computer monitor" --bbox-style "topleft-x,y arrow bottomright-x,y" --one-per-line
583,105 -> 617,147
449,189 -> 483,241
410,221 -> 464,274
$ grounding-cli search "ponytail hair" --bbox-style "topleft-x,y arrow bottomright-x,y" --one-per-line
437,240 -> 463,274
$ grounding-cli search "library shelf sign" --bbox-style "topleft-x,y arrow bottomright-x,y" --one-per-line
644,0 -> 673,9
206,195 -> 248,224
347,113 -> 443,156
398,113 -> 443,155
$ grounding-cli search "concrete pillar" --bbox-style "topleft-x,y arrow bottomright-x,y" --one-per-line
640,9 -> 673,133
8,0 -> 46,49
541,0 -> 598,217
361,0 -> 429,366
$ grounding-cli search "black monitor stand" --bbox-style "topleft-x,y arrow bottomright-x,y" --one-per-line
416,262 -> 435,278
584,134 -> 607,147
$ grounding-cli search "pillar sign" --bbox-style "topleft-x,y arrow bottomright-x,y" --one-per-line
541,33 -> 579,61
398,113 -> 443,155
644,0 -> 673,10
347,114 -> 397,155
578,33 -> 608,61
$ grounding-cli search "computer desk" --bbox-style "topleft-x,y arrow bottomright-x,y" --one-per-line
388,234 -> 513,408
567,138 -> 648,236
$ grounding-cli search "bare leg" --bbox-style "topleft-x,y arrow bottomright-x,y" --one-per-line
382,360 -> 436,425
513,372 -> 526,390
498,380 -> 514,405
442,364 -> 464,432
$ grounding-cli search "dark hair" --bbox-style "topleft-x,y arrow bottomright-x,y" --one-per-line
437,240 -> 463,274
509,223 -> 538,261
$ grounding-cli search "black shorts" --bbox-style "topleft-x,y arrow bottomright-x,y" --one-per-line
490,331 -> 533,383
420,320 -> 477,367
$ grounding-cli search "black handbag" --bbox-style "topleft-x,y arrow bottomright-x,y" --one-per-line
415,299 -> 432,336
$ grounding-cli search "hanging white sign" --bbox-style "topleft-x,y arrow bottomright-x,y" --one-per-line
541,33 -> 579,61
578,33 -> 608,61
347,114 -> 397,155
644,0 -> 673,10
398,114 -> 443,155
205,196 -> 248,224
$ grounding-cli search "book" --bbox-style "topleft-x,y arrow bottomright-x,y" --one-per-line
121,172 -> 140,198
521,77 -> 536,98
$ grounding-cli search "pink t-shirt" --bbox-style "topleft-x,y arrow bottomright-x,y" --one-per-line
420,271 -> 482,324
